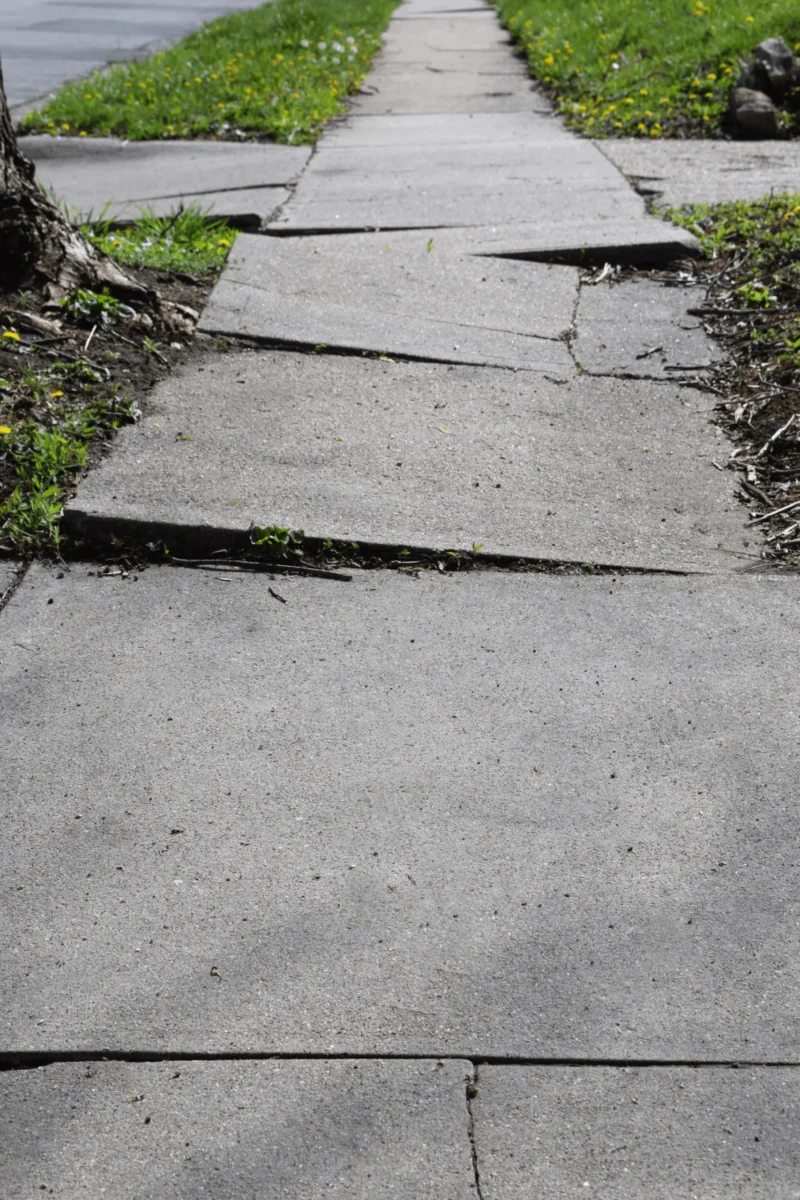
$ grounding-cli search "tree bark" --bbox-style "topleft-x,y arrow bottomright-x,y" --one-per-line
0,60 -> 148,300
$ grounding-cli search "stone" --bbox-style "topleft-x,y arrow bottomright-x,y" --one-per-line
66,351 -> 749,573
755,36 -> 794,91
198,230 -> 578,374
3,566 -> 800,1058
2,1059 -> 475,1198
472,1066 -> 800,1198
731,87 -> 779,138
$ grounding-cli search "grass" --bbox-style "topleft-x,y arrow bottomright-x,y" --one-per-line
0,205 -> 231,554
0,356 -> 138,553
83,206 -> 237,276
663,194 -> 800,558
493,0 -> 800,137
19,0 -> 398,144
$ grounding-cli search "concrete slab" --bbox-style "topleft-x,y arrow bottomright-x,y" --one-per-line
271,113 -> 645,231
374,16 -> 513,55
574,278 -> 724,378
598,138 -> 800,208
21,137 -> 309,223
67,351 -> 750,572
3,567 -> 799,1056
198,232 -> 578,373
349,69 -> 541,115
3,1059 -> 474,1199
473,1066 -> 800,1199
436,218 -> 699,265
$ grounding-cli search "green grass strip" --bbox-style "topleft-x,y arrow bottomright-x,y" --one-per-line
19,0 -> 399,144
493,0 -> 800,137
84,206 -> 237,275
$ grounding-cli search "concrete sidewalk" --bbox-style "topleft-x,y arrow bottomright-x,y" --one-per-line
4,1 -> 799,1196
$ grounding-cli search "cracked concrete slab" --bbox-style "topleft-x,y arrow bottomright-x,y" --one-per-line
21,137 -> 309,223
573,278 -> 724,378
270,113 -> 645,231
472,1066 -> 800,1198
598,138 -> 800,208
3,1059 -> 475,1199
198,231 -> 577,373
67,351 -> 750,572
4,567 -> 799,1056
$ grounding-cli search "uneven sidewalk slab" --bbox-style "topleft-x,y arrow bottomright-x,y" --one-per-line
199,232 -> 577,373
67,351 -> 750,572
598,138 -> 800,208
2,1059 -> 474,1199
270,113 -> 645,231
472,1066 -> 800,1198
21,136 -> 309,223
3,567 -> 800,1056
574,278 -> 724,378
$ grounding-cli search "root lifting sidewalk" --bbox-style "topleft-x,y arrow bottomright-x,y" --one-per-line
4,0 -> 800,1195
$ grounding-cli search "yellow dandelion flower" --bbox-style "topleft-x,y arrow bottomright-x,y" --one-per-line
2,331 -> 20,341
50,391 -> 64,398
0,426 -> 11,435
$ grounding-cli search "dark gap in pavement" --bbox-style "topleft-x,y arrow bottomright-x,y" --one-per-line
181,328 -> 561,363
3,1052 -> 799,1072
60,519 -> 695,577
465,1066 -> 485,1200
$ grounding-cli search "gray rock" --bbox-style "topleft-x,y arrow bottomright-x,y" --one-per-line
735,60 -> 769,93
755,36 -> 793,91
731,87 -> 778,138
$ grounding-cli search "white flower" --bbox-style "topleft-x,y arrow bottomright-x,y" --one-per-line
332,41 -> 344,52
346,35 -> 355,43
318,41 -> 327,49
332,56 -> 340,63
300,38 -> 309,47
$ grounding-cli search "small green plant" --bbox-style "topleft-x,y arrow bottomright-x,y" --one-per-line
85,206 -> 237,275
472,542 -> 485,553
0,358 -> 138,553
59,288 -> 131,328
250,523 -> 305,558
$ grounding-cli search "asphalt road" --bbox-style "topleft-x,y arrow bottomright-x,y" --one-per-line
1,0 -> 269,110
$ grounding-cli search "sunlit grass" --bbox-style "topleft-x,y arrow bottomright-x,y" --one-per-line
19,0 -> 399,144
494,0 -> 800,137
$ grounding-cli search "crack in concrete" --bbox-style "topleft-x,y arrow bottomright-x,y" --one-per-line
3,1052 -> 799,1072
465,1065 -> 485,1200
0,561 -> 29,616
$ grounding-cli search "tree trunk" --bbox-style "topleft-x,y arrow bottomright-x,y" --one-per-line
0,60 -> 148,301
